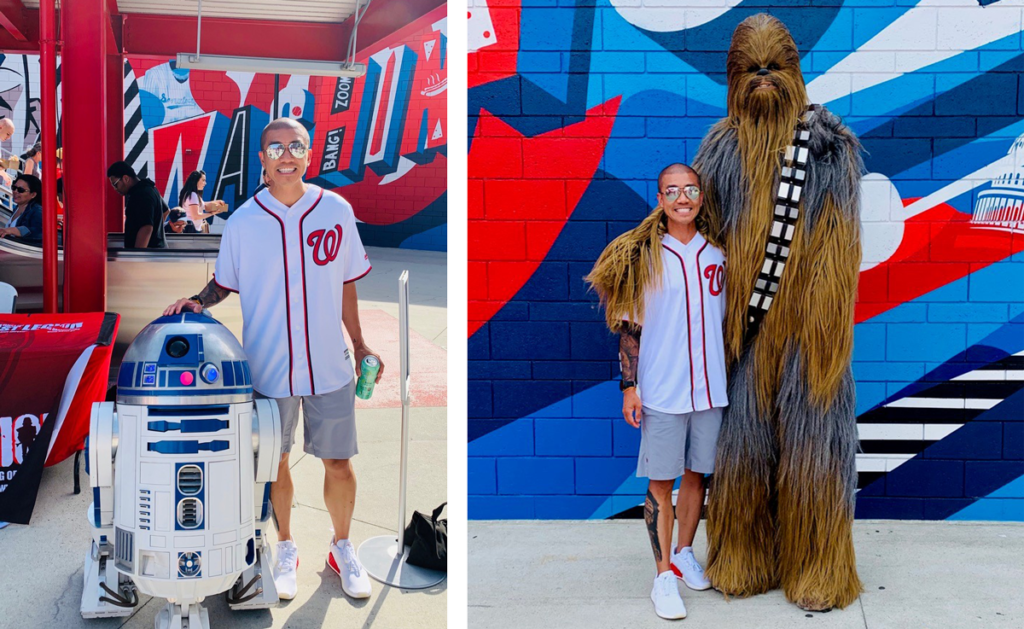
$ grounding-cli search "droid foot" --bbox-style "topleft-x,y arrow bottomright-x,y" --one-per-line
80,545 -> 135,619
155,602 -> 210,629
227,543 -> 280,610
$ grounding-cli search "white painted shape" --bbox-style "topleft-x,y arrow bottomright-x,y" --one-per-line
964,398 -> 1000,410
953,370 -> 1006,381
432,119 -> 444,141
857,423 -> 925,440
424,39 -> 436,61
859,173 -> 908,270
225,71 -> 256,108
903,152 -> 1015,221
855,456 -> 889,473
887,397 -> 965,409
924,424 -> 962,440
380,156 -> 417,185
1006,370 -> 1024,381
609,0 -> 743,34
807,0 -> 1024,104
468,1 -> 497,54
885,455 -> 914,472
432,16 -> 448,38
936,3 -> 1023,51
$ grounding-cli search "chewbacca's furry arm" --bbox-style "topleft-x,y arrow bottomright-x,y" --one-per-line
798,195 -> 860,408
692,121 -> 742,249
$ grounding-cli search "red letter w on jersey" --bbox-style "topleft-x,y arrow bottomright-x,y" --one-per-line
307,225 -> 343,266
705,264 -> 724,296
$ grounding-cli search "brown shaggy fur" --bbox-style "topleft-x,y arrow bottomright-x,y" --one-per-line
696,14 -> 863,611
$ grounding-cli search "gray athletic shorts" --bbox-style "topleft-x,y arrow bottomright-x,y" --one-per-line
636,406 -> 723,479
258,380 -> 358,460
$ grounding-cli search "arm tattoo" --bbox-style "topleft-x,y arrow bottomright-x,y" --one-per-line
197,280 -> 232,309
619,324 -> 641,382
644,488 -> 662,563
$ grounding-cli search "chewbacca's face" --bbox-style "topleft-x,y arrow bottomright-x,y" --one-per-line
726,14 -> 807,121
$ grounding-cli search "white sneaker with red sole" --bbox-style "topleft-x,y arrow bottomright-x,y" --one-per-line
327,539 -> 372,599
670,546 -> 711,591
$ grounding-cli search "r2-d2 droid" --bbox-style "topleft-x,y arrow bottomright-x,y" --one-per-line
81,312 -> 282,629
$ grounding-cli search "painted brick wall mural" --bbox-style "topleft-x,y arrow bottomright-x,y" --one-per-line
468,0 -> 1024,520
0,4 -> 447,251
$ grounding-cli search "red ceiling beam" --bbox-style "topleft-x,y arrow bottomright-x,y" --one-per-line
0,0 -> 28,42
122,14 -> 348,62
0,5 -> 35,51
342,0 -> 445,58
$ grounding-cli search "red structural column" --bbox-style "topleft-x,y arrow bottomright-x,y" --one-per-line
62,0 -> 111,313
39,0 -> 58,312
106,51 -> 124,232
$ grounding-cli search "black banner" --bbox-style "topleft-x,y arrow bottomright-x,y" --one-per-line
320,127 -> 346,176
331,77 -> 355,114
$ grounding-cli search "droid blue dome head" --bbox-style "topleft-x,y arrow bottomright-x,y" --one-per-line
116,312 -> 254,406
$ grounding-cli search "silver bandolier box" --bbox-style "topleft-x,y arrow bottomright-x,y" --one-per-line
81,312 -> 282,629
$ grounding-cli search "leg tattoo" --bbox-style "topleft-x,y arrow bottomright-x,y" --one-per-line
645,488 -> 662,563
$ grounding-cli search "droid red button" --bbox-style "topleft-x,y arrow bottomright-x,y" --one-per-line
179,372 -> 194,386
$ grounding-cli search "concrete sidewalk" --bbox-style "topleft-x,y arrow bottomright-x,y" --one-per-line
0,246 -> 447,628
469,520 -> 1024,629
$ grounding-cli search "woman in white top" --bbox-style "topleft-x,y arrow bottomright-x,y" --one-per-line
179,170 -> 226,233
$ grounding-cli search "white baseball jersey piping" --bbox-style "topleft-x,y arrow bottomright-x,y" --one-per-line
631,232 -> 728,415
213,184 -> 371,399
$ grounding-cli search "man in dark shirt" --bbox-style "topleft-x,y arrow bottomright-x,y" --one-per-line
107,160 -> 168,249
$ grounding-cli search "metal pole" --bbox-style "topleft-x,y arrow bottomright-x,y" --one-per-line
396,270 -> 410,539
358,270 -> 443,589
40,0 -> 58,313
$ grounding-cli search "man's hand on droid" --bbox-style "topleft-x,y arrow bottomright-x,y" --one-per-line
623,388 -> 642,428
163,298 -> 203,316
354,345 -> 385,383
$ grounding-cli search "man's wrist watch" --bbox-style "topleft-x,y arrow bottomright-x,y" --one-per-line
189,294 -> 204,307
620,379 -> 636,392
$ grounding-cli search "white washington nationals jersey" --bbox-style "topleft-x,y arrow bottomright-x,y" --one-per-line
634,232 -> 728,414
214,185 -> 371,398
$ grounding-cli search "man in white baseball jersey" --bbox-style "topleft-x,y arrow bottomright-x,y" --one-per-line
587,163 -> 727,620
164,117 -> 384,601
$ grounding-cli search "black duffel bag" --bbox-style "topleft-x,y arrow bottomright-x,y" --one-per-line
403,502 -> 446,572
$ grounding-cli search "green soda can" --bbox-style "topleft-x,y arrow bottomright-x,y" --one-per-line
355,355 -> 380,400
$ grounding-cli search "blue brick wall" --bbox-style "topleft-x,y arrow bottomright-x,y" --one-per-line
469,2 -> 1024,520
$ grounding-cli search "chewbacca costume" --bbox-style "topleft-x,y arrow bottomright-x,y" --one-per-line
692,15 -> 864,610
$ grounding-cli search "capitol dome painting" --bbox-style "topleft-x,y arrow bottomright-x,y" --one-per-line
972,132 -> 1024,231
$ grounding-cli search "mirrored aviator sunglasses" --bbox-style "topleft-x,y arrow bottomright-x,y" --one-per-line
264,141 -> 308,160
663,184 -> 701,203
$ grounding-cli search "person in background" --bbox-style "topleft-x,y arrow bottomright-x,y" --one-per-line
0,174 -> 44,245
20,141 -> 40,176
107,160 -> 167,249
165,208 -> 189,234
179,170 -> 226,233
0,118 -> 17,187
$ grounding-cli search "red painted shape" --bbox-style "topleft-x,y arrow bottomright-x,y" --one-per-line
332,154 -> 447,226
468,97 -> 622,336
855,200 -> 1024,323
188,70 -> 243,117
179,371 -> 194,386
469,0 -> 521,89
369,52 -> 396,157
151,115 -> 216,199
